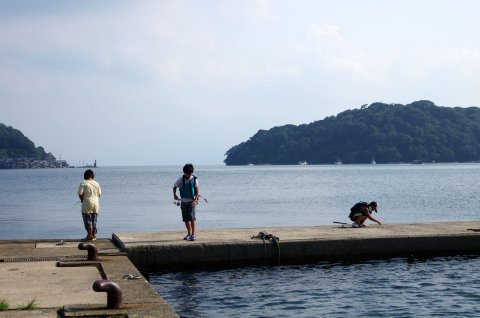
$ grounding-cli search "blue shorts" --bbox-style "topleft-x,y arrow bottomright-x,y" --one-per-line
181,202 -> 196,222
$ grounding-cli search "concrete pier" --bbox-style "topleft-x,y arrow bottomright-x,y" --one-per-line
0,239 -> 178,317
113,221 -> 480,270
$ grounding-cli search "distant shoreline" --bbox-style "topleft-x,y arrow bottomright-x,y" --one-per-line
0,158 -> 69,169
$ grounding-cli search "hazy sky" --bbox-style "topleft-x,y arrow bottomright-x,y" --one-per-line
1,1 -> 479,165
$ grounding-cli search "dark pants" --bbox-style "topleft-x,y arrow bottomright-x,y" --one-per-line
181,202 -> 196,222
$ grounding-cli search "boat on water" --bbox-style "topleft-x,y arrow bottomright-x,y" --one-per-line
298,161 -> 308,165
334,158 -> 342,165
371,158 -> 376,164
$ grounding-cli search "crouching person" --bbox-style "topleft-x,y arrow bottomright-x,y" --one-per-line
349,201 -> 382,228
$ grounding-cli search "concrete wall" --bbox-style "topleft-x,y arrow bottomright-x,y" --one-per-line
118,234 -> 480,270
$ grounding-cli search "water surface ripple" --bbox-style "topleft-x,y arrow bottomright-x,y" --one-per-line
0,163 -> 479,239
151,256 -> 480,318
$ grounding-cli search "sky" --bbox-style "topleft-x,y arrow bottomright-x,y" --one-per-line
1,0 -> 479,166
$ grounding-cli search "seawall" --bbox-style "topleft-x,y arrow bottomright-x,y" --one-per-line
113,221 -> 480,270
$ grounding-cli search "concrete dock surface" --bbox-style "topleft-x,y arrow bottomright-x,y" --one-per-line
0,239 -> 178,317
113,221 -> 480,269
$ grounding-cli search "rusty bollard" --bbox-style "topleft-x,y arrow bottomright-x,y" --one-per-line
93,279 -> 123,309
78,242 -> 98,261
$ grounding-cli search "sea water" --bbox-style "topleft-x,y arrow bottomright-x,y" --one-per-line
0,163 -> 479,239
151,255 -> 480,318
1,164 -> 479,317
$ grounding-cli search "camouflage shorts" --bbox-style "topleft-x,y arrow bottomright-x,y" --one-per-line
82,213 -> 98,233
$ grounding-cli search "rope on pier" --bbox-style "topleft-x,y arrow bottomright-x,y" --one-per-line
251,231 -> 281,265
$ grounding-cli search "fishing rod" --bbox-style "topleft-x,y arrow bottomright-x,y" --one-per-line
173,195 -> 208,206
198,195 -> 208,203
333,221 -> 349,228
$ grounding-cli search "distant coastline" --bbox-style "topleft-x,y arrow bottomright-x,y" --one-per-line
0,158 -> 99,169
0,157 -> 70,169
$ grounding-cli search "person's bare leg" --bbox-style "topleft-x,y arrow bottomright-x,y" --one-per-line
191,221 -> 196,236
357,216 -> 367,225
185,222 -> 192,235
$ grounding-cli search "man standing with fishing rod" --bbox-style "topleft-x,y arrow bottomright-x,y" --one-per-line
173,163 -> 200,241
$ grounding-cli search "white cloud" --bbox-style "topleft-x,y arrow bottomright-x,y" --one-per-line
307,23 -> 343,41
438,46 -> 480,74
158,57 -> 186,84
265,64 -> 302,77
244,0 -> 274,19
329,57 -> 370,76
382,45 -> 480,83
291,23 -> 374,79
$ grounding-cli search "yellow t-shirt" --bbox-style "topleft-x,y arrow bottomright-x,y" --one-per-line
78,180 -> 101,214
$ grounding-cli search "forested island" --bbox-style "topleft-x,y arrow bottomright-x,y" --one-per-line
0,123 -> 66,169
224,100 -> 480,165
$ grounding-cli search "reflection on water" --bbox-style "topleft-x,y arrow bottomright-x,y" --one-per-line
151,255 -> 480,318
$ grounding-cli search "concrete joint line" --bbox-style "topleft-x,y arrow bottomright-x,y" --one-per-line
57,261 -> 108,280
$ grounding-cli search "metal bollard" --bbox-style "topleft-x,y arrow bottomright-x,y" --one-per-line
93,279 -> 123,309
78,242 -> 98,261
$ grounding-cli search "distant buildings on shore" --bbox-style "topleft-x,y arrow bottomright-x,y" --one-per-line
0,158 -> 69,169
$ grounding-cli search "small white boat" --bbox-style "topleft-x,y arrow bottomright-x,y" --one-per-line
298,161 -> 308,165
334,158 -> 342,165
371,158 -> 376,164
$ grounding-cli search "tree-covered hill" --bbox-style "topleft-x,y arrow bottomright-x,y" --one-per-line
224,100 -> 480,165
0,123 -> 55,161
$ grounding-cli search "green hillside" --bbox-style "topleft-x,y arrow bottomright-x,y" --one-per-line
224,100 -> 480,165
0,123 -> 55,161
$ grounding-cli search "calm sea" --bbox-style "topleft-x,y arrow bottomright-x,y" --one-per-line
1,164 -> 479,317
152,255 -> 480,318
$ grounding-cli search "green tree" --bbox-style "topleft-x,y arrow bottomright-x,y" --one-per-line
224,101 -> 480,165
0,123 -> 56,161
